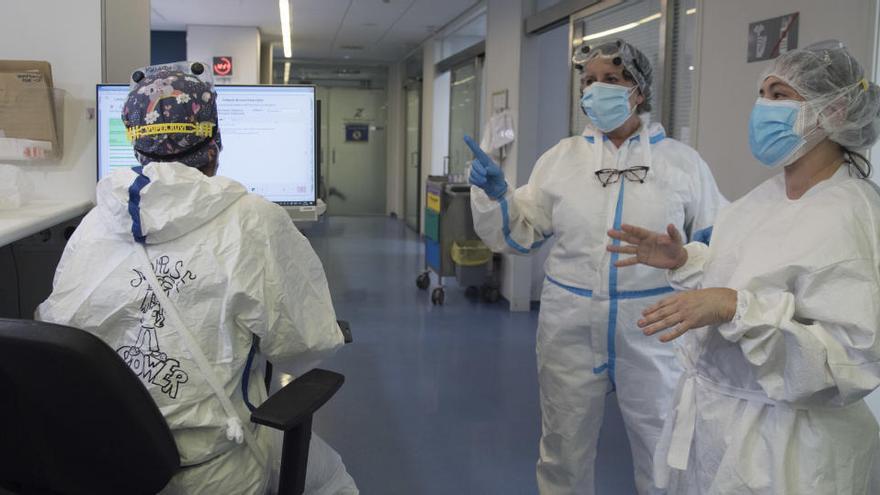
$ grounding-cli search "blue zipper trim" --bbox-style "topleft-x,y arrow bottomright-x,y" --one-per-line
548,275 -> 672,300
241,334 -> 259,412
582,131 -> 671,386
546,275 -> 593,297
500,196 -> 547,254
128,166 -> 151,244
693,225 -> 714,245
648,132 -> 666,144
592,184 -> 674,385
603,181 -> 626,389
616,286 -> 674,299
594,183 -> 675,384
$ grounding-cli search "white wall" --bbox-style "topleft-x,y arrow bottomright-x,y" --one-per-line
526,22 -> 569,301
485,0 -> 533,311
386,61 -> 406,216
0,0 -> 103,203
260,42 -> 274,84
102,0 -> 151,84
186,25 -> 261,85
694,0 -> 878,201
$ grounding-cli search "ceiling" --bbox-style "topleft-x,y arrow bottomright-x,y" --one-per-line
269,61 -> 390,87
151,0 -> 481,63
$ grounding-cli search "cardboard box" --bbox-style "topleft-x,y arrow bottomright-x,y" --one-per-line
0,60 -> 57,153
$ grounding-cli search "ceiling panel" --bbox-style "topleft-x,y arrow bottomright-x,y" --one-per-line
152,0 -> 279,32
398,0 -> 477,32
151,0 -> 483,63
342,0 -> 413,26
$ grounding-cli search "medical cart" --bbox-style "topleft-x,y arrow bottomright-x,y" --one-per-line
416,176 -> 499,305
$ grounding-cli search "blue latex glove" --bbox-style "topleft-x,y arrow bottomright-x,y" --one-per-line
464,135 -> 507,199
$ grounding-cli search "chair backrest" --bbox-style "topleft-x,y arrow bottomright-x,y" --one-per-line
0,319 -> 180,495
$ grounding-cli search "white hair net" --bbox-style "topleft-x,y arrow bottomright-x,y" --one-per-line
762,40 -> 880,150
573,39 -> 654,114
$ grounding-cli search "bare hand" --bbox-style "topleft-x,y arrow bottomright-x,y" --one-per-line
607,223 -> 688,269
639,288 -> 738,342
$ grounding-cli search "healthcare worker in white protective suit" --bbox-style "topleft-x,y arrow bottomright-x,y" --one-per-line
608,40 -> 880,494
36,62 -> 358,495
466,39 -> 727,494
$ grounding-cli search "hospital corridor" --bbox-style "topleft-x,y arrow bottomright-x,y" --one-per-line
4,0 -> 880,494
294,216 -> 637,494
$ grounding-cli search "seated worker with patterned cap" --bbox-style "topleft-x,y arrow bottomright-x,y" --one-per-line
36,62 -> 358,495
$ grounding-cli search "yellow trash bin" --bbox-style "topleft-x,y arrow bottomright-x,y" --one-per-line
451,240 -> 492,287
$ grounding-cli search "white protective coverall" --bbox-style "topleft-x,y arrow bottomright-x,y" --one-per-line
653,165 -> 880,494
471,116 -> 726,494
36,162 -> 358,495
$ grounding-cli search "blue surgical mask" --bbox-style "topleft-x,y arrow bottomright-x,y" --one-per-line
748,98 -> 819,167
581,82 -> 636,132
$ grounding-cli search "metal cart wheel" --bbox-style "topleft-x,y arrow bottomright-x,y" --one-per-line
481,285 -> 500,304
465,286 -> 480,300
431,287 -> 446,306
416,272 -> 430,290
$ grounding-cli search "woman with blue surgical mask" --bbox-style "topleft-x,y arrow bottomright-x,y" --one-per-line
609,40 -> 880,494
466,39 -> 727,495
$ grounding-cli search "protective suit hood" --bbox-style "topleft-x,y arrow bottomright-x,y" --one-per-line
96,161 -> 247,245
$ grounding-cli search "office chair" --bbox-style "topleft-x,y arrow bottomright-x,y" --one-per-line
0,318 -> 345,495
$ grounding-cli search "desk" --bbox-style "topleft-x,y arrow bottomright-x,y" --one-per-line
0,200 -> 93,248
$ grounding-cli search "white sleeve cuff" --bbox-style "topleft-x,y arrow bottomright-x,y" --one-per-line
717,289 -> 752,343
667,242 -> 709,290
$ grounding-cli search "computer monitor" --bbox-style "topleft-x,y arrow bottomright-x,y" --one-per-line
96,84 -> 318,207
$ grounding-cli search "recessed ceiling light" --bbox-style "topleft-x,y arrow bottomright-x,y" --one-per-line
279,0 -> 292,58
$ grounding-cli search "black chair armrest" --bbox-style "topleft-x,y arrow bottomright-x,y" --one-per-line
251,368 -> 344,431
337,320 -> 353,344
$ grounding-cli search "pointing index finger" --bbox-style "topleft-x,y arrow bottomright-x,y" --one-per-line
463,135 -> 491,163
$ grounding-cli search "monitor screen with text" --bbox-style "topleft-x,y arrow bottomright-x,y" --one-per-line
97,84 -> 317,206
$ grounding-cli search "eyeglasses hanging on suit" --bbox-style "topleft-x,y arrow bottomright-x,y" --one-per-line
594,166 -> 649,187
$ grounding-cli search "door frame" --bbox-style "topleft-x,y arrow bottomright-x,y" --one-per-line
447,55 -> 484,179
326,87 -> 389,216
404,80 -> 423,233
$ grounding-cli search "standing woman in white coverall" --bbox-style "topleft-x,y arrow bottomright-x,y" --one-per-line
609,40 -> 880,494
466,39 -> 726,494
